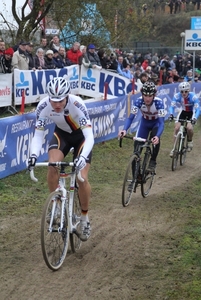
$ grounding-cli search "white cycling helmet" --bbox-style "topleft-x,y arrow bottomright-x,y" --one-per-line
46,77 -> 70,101
178,81 -> 190,92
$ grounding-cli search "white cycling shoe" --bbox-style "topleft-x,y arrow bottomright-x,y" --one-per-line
187,141 -> 193,152
79,221 -> 91,242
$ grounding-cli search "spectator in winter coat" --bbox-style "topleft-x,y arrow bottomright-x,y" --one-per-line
84,44 -> 102,69
118,59 -> 133,80
34,48 -> 46,70
97,49 -> 109,69
12,40 -> 29,70
52,49 -> 65,68
141,59 -> 149,71
66,42 -> 82,64
0,47 -> 14,73
26,42 -> 36,70
44,49 -> 56,69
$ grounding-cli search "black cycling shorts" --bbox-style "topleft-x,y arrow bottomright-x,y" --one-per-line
48,126 -> 92,163
178,111 -> 193,121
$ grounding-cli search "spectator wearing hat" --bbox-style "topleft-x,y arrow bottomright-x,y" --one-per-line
34,48 -> 46,70
44,49 -> 56,69
12,40 -> 29,70
52,48 -> 64,68
0,47 -> 14,73
0,40 -> 6,56
26,42 -> 36,70
66,42 -> 82,65
85,44 -> 102,69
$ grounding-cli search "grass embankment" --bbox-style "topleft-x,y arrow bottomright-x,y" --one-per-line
0,121 -> 201,298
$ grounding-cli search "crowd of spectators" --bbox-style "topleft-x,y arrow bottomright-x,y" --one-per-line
152,0 -> 201,14
1,35 -> 201,87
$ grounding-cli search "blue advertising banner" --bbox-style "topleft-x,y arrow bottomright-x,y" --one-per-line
0,114 -> 54,179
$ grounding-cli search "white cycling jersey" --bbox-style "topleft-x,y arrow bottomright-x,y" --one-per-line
30,94 -> 94,159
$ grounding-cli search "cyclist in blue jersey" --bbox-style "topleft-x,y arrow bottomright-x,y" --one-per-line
118,81 -> 166,171
169,81 -> 200,157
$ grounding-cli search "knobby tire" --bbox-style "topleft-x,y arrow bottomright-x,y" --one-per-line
122,154 -> 140,207
141,152 -> 154,198
172,133 -> 181,171
41,191 -> 69,271
180,133 -> 187,166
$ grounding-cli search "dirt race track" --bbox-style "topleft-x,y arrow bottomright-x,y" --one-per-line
1,130 -> 201,300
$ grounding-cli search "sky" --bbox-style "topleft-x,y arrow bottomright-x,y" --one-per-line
0,0 -> 30,27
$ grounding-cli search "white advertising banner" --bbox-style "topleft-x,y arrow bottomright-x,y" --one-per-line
0,74 -> 12,107
79,65 -> 136,98
13,65 -> 80,105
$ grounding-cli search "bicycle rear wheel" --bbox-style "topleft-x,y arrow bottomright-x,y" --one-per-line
180,134 -> 187,166
141,152 -> 154,198
41,191 -> 69,271
70,187 -> 82,253
172,133 -> 181,171
122,155 -> 139,207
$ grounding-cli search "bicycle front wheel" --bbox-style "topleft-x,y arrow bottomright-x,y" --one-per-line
172,133 -> 181,171
41,191 -> 69,271
141,153 -> 154,198
122,155 -> 139,207
70,187 -> 82,253
180,134 -> 187,166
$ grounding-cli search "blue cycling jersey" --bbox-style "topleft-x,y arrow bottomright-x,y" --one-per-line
124,96 -> 165,138
169,92 -> 200,119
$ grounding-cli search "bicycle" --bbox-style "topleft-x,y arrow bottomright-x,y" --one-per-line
30,161 -> 84,271
119,136 -> 156,207
170,118 -> 191,171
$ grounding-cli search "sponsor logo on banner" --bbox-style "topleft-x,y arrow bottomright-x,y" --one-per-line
14,66 -> 80,105
81,69 -> 96,91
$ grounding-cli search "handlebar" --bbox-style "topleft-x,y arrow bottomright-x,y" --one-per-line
119,135 -> 152,148
29,161 -> 84,183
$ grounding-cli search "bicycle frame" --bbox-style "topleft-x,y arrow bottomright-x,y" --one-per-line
119,135 -> 155,206
30,162 -> 83,235
174,120 -> 188,151
171,119 -> 191,171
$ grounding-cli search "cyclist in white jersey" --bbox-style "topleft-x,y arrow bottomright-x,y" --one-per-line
169,81 -> 200,157
28,77 -> 94,241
